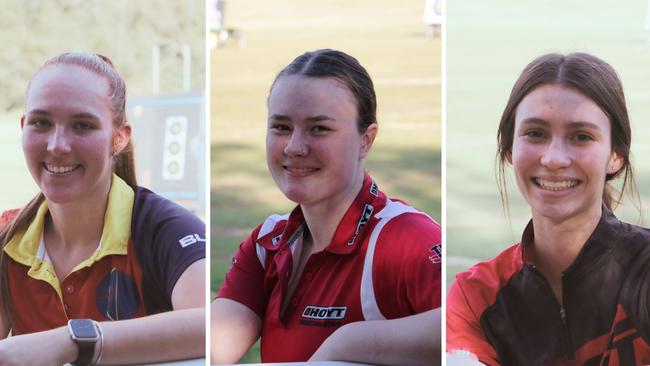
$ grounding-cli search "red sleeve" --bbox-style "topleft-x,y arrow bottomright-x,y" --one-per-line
447,244 -> 523,366
373,213 -> 441,318
447,276 -> 500,365
0,209 -> 19,230
216,224 -> 267,318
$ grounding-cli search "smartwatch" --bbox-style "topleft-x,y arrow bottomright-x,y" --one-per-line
68,319 -> 99,366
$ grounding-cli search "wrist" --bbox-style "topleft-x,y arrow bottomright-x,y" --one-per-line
54,326 -> 79,365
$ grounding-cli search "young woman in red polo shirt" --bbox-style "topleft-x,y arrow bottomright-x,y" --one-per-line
0,53 -> 205,365
212,49 -> 441,365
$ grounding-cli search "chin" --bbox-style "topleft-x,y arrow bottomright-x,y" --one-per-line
281,189 -> 312,205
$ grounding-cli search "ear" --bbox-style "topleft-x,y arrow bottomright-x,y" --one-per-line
20,115 -> 25,129
360,123 -> 378,159
607,151 -> 624,175
113,123 -> 132,155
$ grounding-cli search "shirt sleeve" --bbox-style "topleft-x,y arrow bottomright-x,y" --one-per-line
132,188 -> 206,311
447,276 -> 500,366
0,209 -> 19,230
216,225 -> 267,318
373,213 -> 441,318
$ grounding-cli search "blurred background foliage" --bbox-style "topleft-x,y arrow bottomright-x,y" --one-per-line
0,0 -> 204,111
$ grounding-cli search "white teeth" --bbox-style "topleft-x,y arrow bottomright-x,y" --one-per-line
45,164 -> 78,174
535,178 -> 578,191
286,167 -> 317,173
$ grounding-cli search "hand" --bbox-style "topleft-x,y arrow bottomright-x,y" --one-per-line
0,327 -> 76,366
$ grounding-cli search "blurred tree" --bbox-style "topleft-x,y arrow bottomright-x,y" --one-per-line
0,0 -> 204,111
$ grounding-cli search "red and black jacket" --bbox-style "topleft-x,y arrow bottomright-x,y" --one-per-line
447,207 -> 650,365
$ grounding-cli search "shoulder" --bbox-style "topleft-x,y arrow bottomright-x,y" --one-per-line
372,199 -> 440,247
0,209 -> 19,229
131,187 -> 205,232
450,244 -> 523,316
132,187 -> 198,220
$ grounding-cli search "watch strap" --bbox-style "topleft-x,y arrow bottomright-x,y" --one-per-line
72,340 -> 96,366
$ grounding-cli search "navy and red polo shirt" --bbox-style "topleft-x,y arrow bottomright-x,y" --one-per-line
447,207 -> 650,365
2,175 -> 205,334
218,175 -> 441,362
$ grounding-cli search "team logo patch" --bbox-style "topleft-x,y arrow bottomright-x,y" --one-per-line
369,180 -> 379,197
178,233 -> 206,248
429,243 -> 442,264
348,204 -> 374,246
96,268 -> 140,321
300,305 -> 347,327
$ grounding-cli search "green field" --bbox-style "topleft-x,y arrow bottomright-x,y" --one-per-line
211,0 -> 440,362
447,0 -> 650,287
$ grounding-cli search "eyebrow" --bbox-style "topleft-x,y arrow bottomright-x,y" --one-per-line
269,114 -> 337,122
26,109 -> 100,121
519,118 -> 603,130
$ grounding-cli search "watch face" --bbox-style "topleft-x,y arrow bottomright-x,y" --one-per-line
69,319 -> 98,339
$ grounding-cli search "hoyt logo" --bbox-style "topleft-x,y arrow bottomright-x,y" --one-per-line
178,233 -> 206,248
348,204 -> 374,246
302,306 -> 347,320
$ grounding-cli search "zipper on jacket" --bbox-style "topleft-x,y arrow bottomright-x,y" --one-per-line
560,303 -> 576,361
531,265 -> 577,362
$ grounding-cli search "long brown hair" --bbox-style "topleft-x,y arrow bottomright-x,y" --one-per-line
0,53 -> 137,328
496,52 -> 639,215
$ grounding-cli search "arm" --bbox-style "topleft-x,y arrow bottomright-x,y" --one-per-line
211,298 -> 262,364
446,276 -> 499,366
0,259 -> 206,365
310,308 -> 440,366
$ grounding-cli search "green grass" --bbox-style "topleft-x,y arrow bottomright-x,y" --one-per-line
211,0 -> 440,362
447,0 -> 650,288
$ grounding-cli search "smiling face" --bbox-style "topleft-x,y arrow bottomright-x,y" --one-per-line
511,84 -> 623,222
266,75 -> 376,207
21,64 -> 119,205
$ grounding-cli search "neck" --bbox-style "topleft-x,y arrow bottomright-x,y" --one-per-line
301,169 -> 365,253
530,206 -> 602,280
45,183 -> 111,251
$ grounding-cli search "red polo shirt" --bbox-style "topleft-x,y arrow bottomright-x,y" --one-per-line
218,175 -> 441,362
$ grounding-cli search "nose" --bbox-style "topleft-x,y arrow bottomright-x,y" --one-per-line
283,130 -> 308,157
47,126 -> 72,155
540,138 -> 571,170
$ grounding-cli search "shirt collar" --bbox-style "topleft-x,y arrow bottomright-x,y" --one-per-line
257,174 -> 387,255
4,174 -> 134,296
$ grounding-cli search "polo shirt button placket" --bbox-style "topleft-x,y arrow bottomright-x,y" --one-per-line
305,272 -> 313,281
65,284 -> 75,294
291,298 -> 299,307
